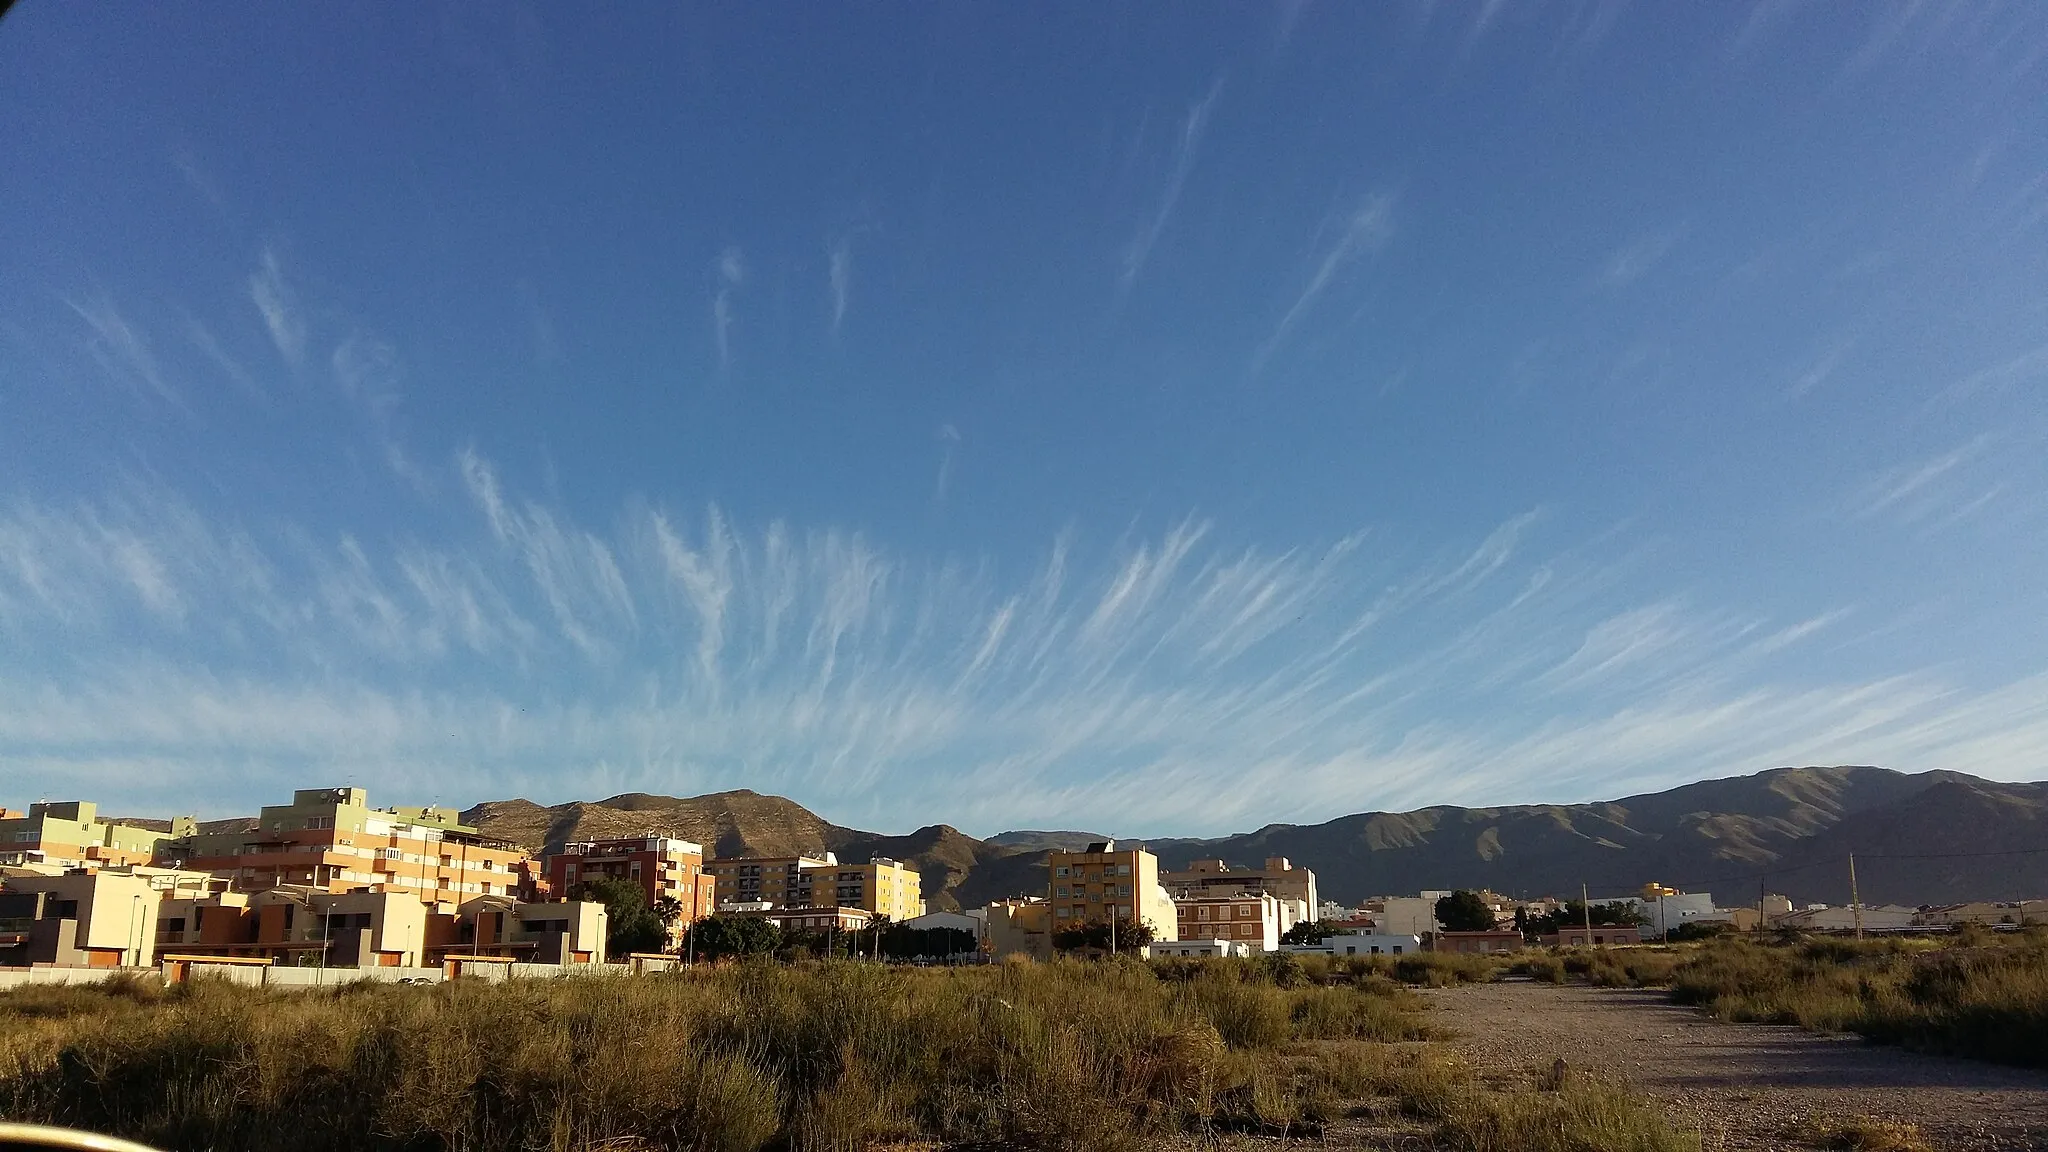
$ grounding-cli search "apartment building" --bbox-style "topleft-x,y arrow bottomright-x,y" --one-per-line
1046,841 -> 1179,943
986,897 -> 1052,961
460,896 -> 607,964
0,801 -> 194,870
1369,897 -> 1439,937
1161,857 -> 1318,914
0,869 -> 161,967
546,835 -> 716,928
708,853 -> 835,908
1173,891 -> 1300,952
813,858 -> 925,920
171,788 -> 529,909
707,853 -> 925,920
157,886 -> 608,968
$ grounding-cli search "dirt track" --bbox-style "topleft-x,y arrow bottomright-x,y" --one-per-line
1424,980 -> 2048,1151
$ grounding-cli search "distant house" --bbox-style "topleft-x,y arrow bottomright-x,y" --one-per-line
1146,939 -> 1252,959
1544,925 -> 1647,947
1287,932 -> 1421,956
1776,905 -> 1917,932
1429,930 -> 1524,954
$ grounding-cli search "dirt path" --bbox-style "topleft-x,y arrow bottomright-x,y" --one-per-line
1424,980 -> 2048,1151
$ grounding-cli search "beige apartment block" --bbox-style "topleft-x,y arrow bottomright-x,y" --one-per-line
708,853 -> 926,920
170,788 -> 530,910
1047,841 -> 1179,944
985,897 -> 1053,961
0,801 -> 195,871
0,869 -> 161,967
707,853 -> 835,908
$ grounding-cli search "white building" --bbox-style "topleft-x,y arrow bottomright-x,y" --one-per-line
1626,892 -> 1716,937
1146,939 -> 1253,958
1287,931 -> 1421,957
1372,897 -> 1438,937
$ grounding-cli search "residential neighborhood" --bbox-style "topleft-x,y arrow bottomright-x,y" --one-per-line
3,787 -> 2040,985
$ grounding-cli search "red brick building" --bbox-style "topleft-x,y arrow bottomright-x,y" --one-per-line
544,836 -> 715,937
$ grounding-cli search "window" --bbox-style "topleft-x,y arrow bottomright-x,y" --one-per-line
1116,864 -> 1131,876
1055,886 -> 1068,898
1392,946 -> 1403,955
1054,866 -> 1069,877
1055,907 -> 1071,919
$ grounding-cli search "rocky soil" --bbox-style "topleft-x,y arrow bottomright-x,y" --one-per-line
1425,980 -> 2048,1151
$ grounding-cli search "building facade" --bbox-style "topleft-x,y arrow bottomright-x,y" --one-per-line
1147,939 -> 1253,958
1161,857 -> 1318,914
154,886 -> 607,968
1173,891 -> 1297,952
546,835 -> 716,932
1047,841 -> 1179,944
1291,932 -> 1421,956
707,853 -> 834,908
170,788 -> 529,909
0,870 -> 161,967
1370,897 -> 1439,937
985,897 -> 1052,961
0,802 -> 193,870
707,853 -> 925,920
1428,930 -> 1525,954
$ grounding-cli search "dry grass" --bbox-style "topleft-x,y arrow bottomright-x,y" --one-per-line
1789,1115 -> 1935,1152
1671,934 -> 2048,1066
0,958 -> 1699,1152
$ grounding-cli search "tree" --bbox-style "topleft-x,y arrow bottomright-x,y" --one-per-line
1435,890 -> 1496,933
687,913 -> 783,960
879,923 -> 979,960
580,877 -> 679,959
1280,919 -> 1337,946
1052,919 -> 1155,954
1524,900 -> 1647,937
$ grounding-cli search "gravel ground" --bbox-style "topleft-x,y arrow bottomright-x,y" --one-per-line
1423,980 -> 2048,1151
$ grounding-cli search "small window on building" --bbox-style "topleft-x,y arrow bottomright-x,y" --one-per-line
1393,946 -> 1403,954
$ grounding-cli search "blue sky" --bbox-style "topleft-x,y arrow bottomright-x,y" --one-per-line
2,2 -> 2045,835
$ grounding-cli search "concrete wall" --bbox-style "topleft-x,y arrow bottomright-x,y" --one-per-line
263,965 -> 443,986
0,965 -> 155,989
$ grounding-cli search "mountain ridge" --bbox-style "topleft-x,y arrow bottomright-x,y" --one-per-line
457,765 -> 2048,909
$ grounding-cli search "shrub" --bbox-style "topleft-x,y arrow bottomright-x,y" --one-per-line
1671,935 -> 2048,1066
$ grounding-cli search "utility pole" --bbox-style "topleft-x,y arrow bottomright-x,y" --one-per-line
1848,854 -> 1863,941
1758,878 -> 1767,941
1580,882 -> 1592,944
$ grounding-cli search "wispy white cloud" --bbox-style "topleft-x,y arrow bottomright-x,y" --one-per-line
827,236 -> 853,335
1787,338 -> 1851,399
66,295 -> 177,404
1121,77 -> 1223,293
187,319 -> 261,400
2,457 -> 2044,833
1251,194 -> 1396,375
1936,342 -> 2048,407
934,424 -> 961,504
1850,437 -> 1992,523
1599,229 -> 1682,286
332,333 -> 426,486
713,246 -> 744,368
250,247 -> 307,367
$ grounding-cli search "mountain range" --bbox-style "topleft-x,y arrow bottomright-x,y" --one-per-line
460,766 -> 2048,911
